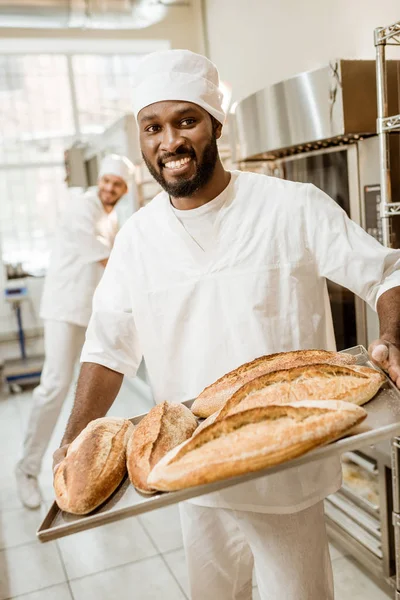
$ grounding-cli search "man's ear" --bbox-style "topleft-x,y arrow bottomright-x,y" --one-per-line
213,119 -> 223,140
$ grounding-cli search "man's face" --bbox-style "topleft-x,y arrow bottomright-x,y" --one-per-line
97,174 -> 127,208
138,101 -> 222,197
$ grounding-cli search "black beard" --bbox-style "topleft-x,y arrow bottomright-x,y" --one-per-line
142,134 -> 219,198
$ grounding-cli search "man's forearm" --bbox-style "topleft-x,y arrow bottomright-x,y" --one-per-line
376,285 -> 400,344
60,362 -> 123,446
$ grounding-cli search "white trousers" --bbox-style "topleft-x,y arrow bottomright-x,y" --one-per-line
179,501 -> 334,600
20,319 -> 86,476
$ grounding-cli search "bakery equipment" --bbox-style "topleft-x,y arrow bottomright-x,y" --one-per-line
2,276 -> 43,392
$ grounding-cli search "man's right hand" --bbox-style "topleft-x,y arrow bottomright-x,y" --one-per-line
52,445 -> 69,475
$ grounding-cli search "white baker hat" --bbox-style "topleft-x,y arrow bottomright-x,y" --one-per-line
132,49 -> 225,124
98,154 -> 135,184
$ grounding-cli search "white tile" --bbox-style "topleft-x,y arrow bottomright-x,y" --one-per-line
0,462 -> 19,487
57,516 -> 158,580
8,582 -> 73,600
0,420 -> 23,457
163,548 -> 189,596
0,484 -> 22,512
0,541 -> 65,600
70,556 -> 187,600
139,504 -> 183,552
0,506 -> 48,550
0,397 -> 19,422
329,541 -> 347,561
333,556 -> 391,599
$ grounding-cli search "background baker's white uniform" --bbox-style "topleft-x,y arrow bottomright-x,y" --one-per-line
81,171 -> 400,598
21,190 -> 118,476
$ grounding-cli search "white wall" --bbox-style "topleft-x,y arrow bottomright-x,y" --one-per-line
204,0 -> 400,102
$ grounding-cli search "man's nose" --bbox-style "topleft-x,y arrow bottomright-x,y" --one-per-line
160,125 -> 185,154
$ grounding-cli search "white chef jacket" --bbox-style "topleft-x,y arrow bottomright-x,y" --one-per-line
81,171 -> 400,513
41,189 -> 118,328
171,187 -> 228,252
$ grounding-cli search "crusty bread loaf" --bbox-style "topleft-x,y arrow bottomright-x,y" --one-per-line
148,400 -> 367,491
191,350 -> 357,418
127,402 -> 198,494
54,417 -> 133,515
215,363 -> 384,421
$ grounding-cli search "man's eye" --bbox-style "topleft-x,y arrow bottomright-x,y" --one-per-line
145,125 -> 160,133
181,118 -> 196,126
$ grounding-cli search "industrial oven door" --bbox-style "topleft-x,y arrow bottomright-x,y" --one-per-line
273,144 -> 367,350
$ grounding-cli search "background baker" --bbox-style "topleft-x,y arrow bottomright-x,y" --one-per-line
16,154 -> 134,510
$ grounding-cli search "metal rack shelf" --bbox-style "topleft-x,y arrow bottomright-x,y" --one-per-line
379,114 -> 400,133
375,22 -> 400,46
374,20 -> 400,248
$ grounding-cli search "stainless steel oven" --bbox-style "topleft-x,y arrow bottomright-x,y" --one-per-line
325,443 -> 396,596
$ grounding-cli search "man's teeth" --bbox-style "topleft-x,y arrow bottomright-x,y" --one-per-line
164,157 -> 191,169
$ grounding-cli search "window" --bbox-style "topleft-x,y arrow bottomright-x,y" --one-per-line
0,54 -> 75,165
0,51 -> 144,272
72,54 -> 141,134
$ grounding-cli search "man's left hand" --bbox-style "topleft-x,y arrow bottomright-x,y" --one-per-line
368,339 -> 400,389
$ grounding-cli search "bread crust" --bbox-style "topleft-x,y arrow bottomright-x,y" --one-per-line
54,418 -> 133,515
127,402 -> 198,494
191,350 -> 357,418
215,363 -> 384,421
147,401 -> 367,492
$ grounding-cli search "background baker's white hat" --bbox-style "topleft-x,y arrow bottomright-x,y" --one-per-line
98,154 -> 135,185
132,49 -> 225,124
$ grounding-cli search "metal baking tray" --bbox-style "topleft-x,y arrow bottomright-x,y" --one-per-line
37,345 -> 400,542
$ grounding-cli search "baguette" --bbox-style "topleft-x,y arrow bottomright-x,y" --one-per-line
216,363 -> 384,421
148,400 -> 367,491
127,402 -> 198,494
191,350 -> 357,418
54,417 -> 133,515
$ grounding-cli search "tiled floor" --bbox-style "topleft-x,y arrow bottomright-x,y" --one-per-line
0,379 -> 393,599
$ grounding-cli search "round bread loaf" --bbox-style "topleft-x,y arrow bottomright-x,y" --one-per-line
54,417 -> 133,515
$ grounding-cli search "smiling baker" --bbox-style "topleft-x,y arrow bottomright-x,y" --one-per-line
55,49 -> 400,600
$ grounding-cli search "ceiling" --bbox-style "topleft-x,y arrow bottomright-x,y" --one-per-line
0,0 -> 188,30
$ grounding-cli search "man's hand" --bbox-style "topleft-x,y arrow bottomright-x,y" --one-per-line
52,445 -> 69,475
368,339 -> 400,388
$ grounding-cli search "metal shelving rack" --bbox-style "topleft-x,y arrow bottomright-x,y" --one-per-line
375,20 -> 400,599
375,20 -> 400,248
